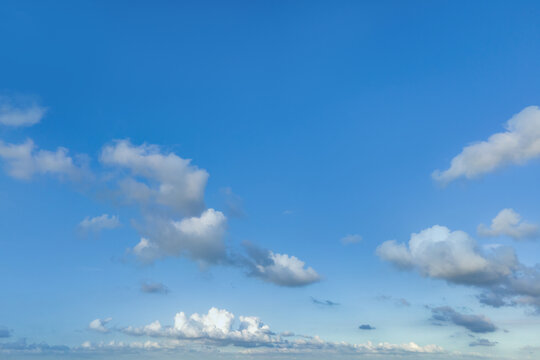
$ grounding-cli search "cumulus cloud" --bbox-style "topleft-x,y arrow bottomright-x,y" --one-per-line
132,208 -> 227,264
0,96 -> 46,127
0,139 -> 83,180
340,234 -> 362,245
116,307 -> 442,355
100,140 -> 208,216
378,225 -> 540,313
79,214 -> 120,234
377,225 -> 517,285
359,324 -> 376,330
141,281 -> 169,294
469,338 -> 497,347
478,208 -> 539,241
433,106 -> 540,184
311,297 -> 339,306
431,307 -> 496,333
242,242 -> 320,287
89,318 -> 112,333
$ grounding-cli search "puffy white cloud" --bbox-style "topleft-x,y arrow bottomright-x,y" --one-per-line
377,225 -> 517,285
433,106 -> 540,184
340,234 -> 362,245
132,208 -> 227,264
100,140 -> 208,216
89,317 -> 112,333
118,307 -> 442,355
0,97 -> 46,127
79,214 -> 120,233
0,139 -> 82,180
478,208 -> 539,241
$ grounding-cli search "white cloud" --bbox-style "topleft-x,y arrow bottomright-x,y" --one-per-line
100,140 -> 208,216
433,106 -> 540,184
79,214 -> 120,233
0,139 -> 82,180
376,225 -> 517,285
340,234 -> 362,245
252,251 -> 321,287
119,307 -> 442,355
378,225 -> 540,313
89,318 -> 112,333
0,97 -> 46,127
478,208 -> 539,240
132,208 -> 227,264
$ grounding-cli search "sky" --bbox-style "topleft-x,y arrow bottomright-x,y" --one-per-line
1,0 -> 540,359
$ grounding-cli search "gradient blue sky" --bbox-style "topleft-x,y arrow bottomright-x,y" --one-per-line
1,1 -> 540,359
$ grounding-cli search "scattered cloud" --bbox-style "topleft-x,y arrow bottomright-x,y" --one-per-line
132,208 -> 228,265
311,297 -> 339,306
377,295 -> 411,307
242,242 -> 321,287
89,318 -> 112,333
141,281 -> 169,294
432,106 -> 540,184
359,324 -> 376,330
478,208 -> 538,241
431,307 -> 496,333
79,214 -> 120,234
340,234 -> 362,245
469,338 -> 497,347
0,139 -> 84,180
100,140 -> 208,216
377,225 -> 540,313
221,187 -> 245,218
0,96 -> 46,127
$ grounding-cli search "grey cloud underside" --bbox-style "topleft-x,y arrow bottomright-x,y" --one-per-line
141,281 -> 169,294
469,338 -> 498,347
311,297 -> 339,306
377,225 -> 540,312
430,307 -> 496,333
359,324 -> 376,330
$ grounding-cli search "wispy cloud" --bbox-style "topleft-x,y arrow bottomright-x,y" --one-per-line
79,214 -> 120,234
141,281 -> 169,295
311,297 -> 339,306
340,234 -> 362,245
0,96 -> 46,127
431,306 -> 496,333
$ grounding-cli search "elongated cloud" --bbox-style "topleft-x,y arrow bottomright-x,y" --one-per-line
0,139 -> 82,180
433,106 -> 540,184
431,307 -> 496,333
377,225 -> 540,312
100,140 -> 208,216
141,281 -> 169,294
79,214 -> 120,233
478,208 -> 539,241
0,97 -> 46,127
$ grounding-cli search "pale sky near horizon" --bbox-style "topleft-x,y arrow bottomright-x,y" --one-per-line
2,1 -> 540,359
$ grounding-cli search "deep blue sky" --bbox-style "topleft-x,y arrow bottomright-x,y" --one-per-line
1,1 -> 540,359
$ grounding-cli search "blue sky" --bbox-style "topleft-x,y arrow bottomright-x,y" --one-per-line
1,1 -> 540,359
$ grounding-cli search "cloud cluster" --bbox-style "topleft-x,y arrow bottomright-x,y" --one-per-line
433,106 -> 540,184
0,97 -> 46,127
377,225 -> 540,312
478,208 -> 538,241
114,307 -> 443,355
431,307 -> 496,333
